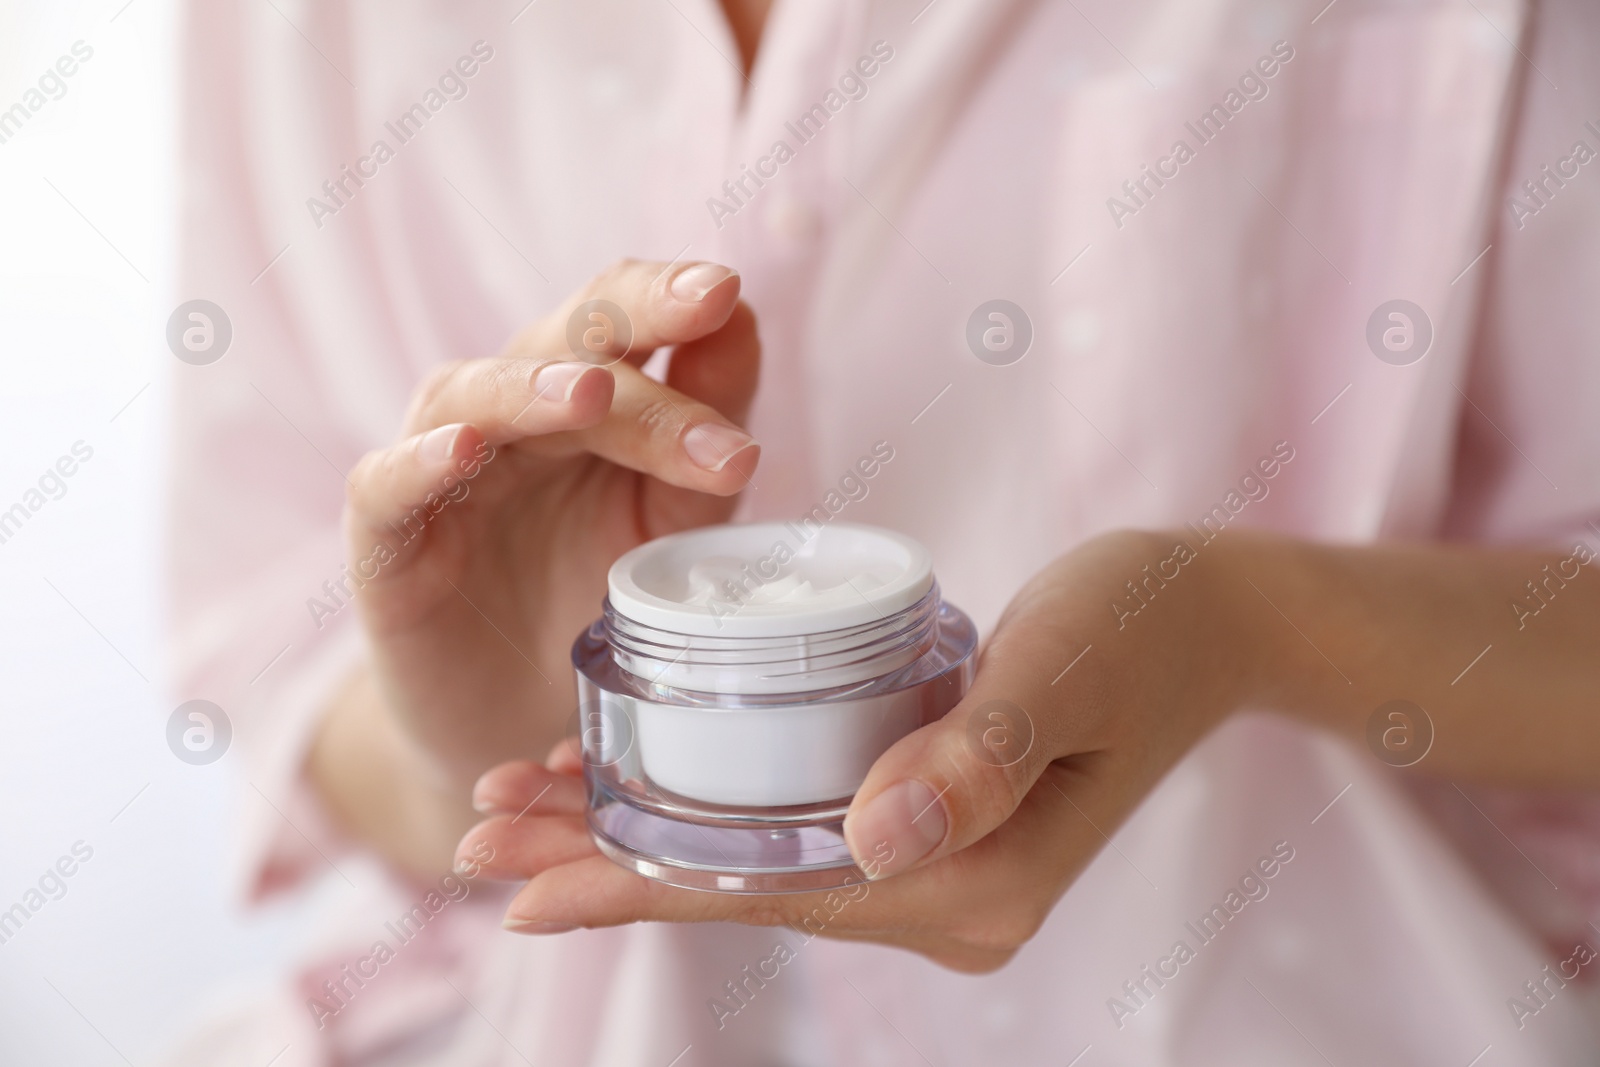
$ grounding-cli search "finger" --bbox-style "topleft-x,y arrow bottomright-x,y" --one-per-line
344,422 -> 495,551
470,760 -> 587,817
400,355 -> 615,440
544,737 -> 584,776
498,836 -> 1027,953
401,259 -> 758,493
502,856 -> 792,932
521,258 -> 744,367
493,773 -> 1086,974
842,614 -> 1083,880
503,845 -> 975,932
453,813 -> 596,881
571,358 -> 761,497
394,353 -> 759,497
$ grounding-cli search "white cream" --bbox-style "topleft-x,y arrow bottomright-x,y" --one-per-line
608,522 -> 933,641
681,557 -> 866,609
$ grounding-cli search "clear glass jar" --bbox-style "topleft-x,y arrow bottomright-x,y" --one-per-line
572,522 -> 977,893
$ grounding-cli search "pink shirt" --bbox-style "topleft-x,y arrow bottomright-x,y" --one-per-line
165,0 -> 1600,1062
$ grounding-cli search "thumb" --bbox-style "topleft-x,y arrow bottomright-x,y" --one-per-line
842,624 -> 1069,881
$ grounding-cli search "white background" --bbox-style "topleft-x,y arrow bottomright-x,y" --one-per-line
0,2 -> 311,1061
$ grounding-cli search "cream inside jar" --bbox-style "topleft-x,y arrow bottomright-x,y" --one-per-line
573,522 -> 976,893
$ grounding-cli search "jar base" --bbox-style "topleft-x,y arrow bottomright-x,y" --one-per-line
586,772 -> 867,894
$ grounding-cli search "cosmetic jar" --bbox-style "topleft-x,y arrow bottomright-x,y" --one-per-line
572,522 -> 976,893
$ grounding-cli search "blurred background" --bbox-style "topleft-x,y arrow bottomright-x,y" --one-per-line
2,0 -> 1596,1062
0,3 -> 315,1061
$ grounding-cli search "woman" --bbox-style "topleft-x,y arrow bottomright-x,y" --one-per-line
167,0 -> 1600,1063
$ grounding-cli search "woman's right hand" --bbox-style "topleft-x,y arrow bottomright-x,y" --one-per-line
310,259 -> 760,873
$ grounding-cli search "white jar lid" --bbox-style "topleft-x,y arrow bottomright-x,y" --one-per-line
607,522 -> 934,639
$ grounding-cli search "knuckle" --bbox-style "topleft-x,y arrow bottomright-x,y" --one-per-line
484,357 -> 537,396
947,754 -> 1030,840
633,394 -> 689,440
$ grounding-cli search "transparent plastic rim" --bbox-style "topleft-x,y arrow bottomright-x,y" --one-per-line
604,584 -> 942,697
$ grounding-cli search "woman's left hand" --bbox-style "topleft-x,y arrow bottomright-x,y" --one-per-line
455,529 -> 1258,972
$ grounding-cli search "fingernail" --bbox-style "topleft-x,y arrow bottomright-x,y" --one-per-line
453,839 -> 487,872
503,919 -> 577,935
682,423 -> 757,472
470,783 -> 501,815
669,263 -> 736,303
846,780 -> 947,880
533,361 -> 596,403
418,424 -> 463,466
469,769 -> 510,814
